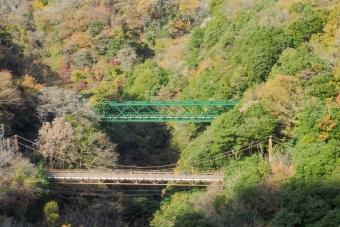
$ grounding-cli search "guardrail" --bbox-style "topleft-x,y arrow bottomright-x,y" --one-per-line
47,169 -> 222,175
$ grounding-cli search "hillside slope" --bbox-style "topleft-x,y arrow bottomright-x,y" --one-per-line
1,0 -> 340,226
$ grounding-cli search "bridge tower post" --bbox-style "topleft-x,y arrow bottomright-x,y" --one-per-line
0,124 -> 5,152
6,138 -> 11,152
14,135 -> 19,152
268,135 -> 273,163
211,156 -> 216,170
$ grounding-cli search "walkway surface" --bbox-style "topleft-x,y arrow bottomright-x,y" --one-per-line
47,170 -> 224,186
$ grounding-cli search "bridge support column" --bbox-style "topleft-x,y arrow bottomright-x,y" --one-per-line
268,135 -> 273,163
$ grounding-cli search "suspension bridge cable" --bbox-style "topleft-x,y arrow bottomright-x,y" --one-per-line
189,138 -> 269,166
46,187 -> 192,193
272,138 -> 295,147
12,134 -> 285,171
16,141 -> 39,151
13,135 -> 177,169
271,136 -> 295,146
115,164 -> 177,169
51,192 -> 165,197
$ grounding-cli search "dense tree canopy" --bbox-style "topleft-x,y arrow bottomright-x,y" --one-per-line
1,0 -> 340,226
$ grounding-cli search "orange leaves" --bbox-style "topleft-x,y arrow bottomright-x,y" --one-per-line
20,75 -> 43,90
177,0 -> 200,11
70,32 -> 92,49
0,71 -> 14,88
317,115 -> 337,141
271,161 -> 295,176
31,0 -> 45,9
196,58 -> 213,75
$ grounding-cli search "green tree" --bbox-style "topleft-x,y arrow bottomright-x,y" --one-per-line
287,9 -> 327,47
44,201 -> 59,227
187,27 -> 204,69
306,72 -> 337,99
209,0 -> 224,16
89,22 -> 104,37
270,44 -> 328,76
203,16 -> 227,50
124,59 -> 169,100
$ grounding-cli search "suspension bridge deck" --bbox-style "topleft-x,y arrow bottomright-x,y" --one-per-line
47,170 -> 223,186
93,101 -> 239,122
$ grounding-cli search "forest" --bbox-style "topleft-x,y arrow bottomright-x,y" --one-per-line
1,0 -> 340,226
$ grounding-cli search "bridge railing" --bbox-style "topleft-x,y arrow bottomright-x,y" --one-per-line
47,169 -> 223,175
93,101 -> 239,122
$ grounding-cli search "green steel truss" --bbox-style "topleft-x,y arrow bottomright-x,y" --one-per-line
93,101 -> 239,122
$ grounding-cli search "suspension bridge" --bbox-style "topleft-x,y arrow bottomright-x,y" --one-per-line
46,136 -> 280,187
93,101 -> 239,122
2,134 -> 282,187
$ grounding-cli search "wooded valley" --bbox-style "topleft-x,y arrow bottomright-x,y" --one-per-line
1,0 -> 340,226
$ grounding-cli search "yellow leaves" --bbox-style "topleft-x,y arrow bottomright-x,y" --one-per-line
315,3 -> 340,47
335,93 -> 340,106
258,75 -> 303,134
183,160 -> 188,167
334,63 -> 340,81
197,55 -> 224,73
196,58 -> 213,75
320,24 -> 338,46
283,0 -> 317,12
90,72 -> 127,103
259,74 -> 302,113
112,26 -> 126,41
173,19 -> 190,31
33,8 -> 58,32
49,44 -> 62,56
157,36 -> 188,71
0,71 -> 14,89
70,32 -> 91,48
161,188 -> 167,197
171,193 -> 183,202
21,75 -> 43,90
136,0 -> 157,11
318,132 -> 329,141
23,176 -> 40,190
113,75 -> 126,88
32,0 -> 45,9
318,115 -> 336,141
44,201 -> 59,227
71,68 -> 90,83
92,58 -> 110,82
177,0 -> 199,11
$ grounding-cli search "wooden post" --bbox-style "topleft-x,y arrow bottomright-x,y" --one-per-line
0,124 -> 5,152
14,135 -> 19,152
211,156 -> 216,170
269,135 -> 273,163
6,138 -> 10,152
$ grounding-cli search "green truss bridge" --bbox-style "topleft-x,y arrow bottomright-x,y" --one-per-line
93,101 -> 239,122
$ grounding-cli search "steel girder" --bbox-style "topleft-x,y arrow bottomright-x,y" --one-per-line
48,175 -> 222,186
93,101 -> 239,122
47,170 -> 223,186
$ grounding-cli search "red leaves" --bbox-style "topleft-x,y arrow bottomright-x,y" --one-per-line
57,61 -> 72,84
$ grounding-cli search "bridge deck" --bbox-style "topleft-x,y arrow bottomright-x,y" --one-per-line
93,101 -> 239,122
47,170 -> 223,186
